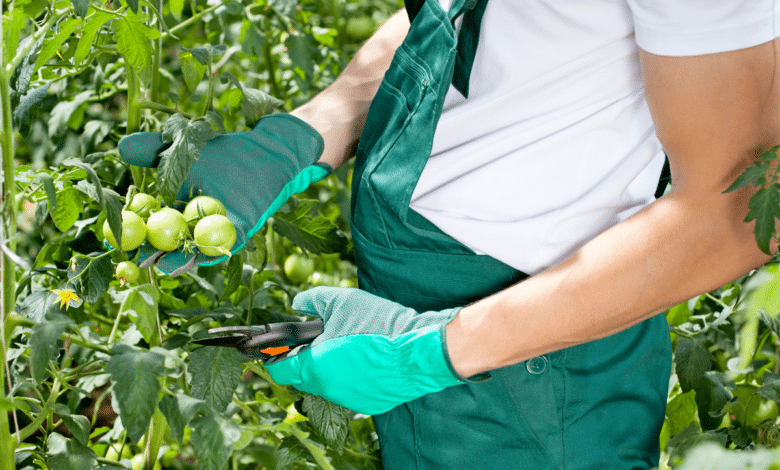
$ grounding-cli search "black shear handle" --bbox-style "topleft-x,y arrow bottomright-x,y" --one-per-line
244,319 -> 325,349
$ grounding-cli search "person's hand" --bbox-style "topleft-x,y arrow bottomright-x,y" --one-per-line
117,114 -> 330,274
264,287 -> 476,415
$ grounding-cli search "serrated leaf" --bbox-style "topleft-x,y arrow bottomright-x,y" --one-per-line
221,254 -> 243,302
210,44 -> 227,57
69,252 -> 113,304
14,83 -> 51,129
49,90 -> 93,137
48,187 -> 82,232
744,183 -> 780,254
75,10 -> 114,65
241,87 -> 283,125
114,11 -> 159,85
674,337 -> 713,392
273,199 -> 349,255
46,433 -> 97,470
285,33 -> 314,79
180,51 -> 207,92
190,413 -> 242,470
35,17 -> 83,70
188,346 -> 244,412
204,111 -> 226,134
269,0 -> 297,17
106,345 -> 165,443
666,299 -> 692,327
157,114 -> 220,206
18,290 -> 53,322
119,284 -> 161,345
10,34 -> 44,108
71,0 -> 90,18
724,159 -> 770,193
302,394 -> 351,450
239,21 -> 265,58
30,312 -> 73,384
275,436 -> 308,469
127,0 -> 140,14
52,405 -> 91,446
158,392 -> 205,443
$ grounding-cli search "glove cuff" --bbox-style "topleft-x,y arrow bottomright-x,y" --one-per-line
439,313 -> 492,383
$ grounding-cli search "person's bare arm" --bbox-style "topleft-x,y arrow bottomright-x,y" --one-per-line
446,39 -> 780,378
291,10 -> 410,170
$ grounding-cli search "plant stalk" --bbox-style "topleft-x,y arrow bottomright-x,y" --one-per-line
125,65 -> 145,189
0,0 -> 18,464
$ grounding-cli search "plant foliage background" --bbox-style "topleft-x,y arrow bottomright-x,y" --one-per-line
1,1 -> 780,469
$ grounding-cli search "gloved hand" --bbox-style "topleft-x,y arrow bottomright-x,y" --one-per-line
265,287 -> 476,415
117,114 -> 330,274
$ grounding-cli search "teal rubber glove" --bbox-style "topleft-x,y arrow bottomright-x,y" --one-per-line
264,287 -> 471,415
117,114 -> 330,274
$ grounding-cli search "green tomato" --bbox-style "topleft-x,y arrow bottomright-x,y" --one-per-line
193,214 -> 237,257
345,15 -> 376,41
103,211 -> 147,251
131,453 -> 162,470
116,261 -> 140,285
146,208 -> 189,252
731,384 -> 780,426
284,254 -> 315,284
338,277 -> 359,288
104,443 -> 133,461
127,193 -> 160,219
183,196 -> 227,228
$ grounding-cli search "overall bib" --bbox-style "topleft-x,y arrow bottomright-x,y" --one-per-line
350,0 -> 674,467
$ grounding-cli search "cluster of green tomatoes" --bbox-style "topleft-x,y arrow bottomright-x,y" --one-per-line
103,193 -> 237,285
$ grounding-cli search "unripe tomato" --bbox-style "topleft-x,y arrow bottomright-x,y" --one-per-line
116,261 -> 140,285
130,454 -> 162,470
345,16 -> 376,41
103,211 -> 147,251
284,254 -> 315,284
193,214 -> 237,257
731,384 -> 780,426
146,208 -> 189,252
182,196 -> 227,228
127,193 -> 160,219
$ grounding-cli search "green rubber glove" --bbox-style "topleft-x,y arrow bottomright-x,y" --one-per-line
264,287 -> 475,415
117,114 -> 330,274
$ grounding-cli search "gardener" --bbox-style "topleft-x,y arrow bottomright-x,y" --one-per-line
119,1 -> 780,468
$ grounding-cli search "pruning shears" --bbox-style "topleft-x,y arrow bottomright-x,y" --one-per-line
190,320 -> 324,360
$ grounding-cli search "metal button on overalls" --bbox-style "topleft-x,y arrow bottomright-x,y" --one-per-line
526,355 -> 549,375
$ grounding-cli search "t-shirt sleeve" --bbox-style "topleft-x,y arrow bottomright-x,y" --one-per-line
627,0 -> 780,56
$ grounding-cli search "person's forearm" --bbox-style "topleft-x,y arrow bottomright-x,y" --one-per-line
291,10 -> 410,169
446,186 -> 773,378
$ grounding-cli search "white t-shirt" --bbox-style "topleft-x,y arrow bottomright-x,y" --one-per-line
409,0 -> 780,275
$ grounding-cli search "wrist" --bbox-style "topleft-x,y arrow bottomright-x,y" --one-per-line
442,306 -> 493,381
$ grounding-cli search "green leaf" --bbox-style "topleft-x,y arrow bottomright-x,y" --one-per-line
104,191 -> 124,251
113,10 -> 159,85
183,46 -> 210,65
273,199 -> 350,255
75,10 -> 114,65
666,427 -> 728,467
190,413 -> 243,470
741,264 -> 780,319
29,312 -> 73,384
724,160 -> 770,193
48,90 -> 93,137
69,253 -> 113,304
158,392 -> 205,443
35,17 -> 84,70
119,284 -> 161,345
187,346 -> 244,412
674,337 -> 712,392
221,254 -> 243,303
180,51 -> 207,92
3,8 -> 25,65
14,83 -> 51,130
38,173 -> 57,210
268,0 -> 298,17
71,0 -> 90,18
46,433 -> 98,470
744,183 -> 780,254
239,21 -> 265,58
127,0 -> 139,14
9,25 -> 44,109
285,33 -> 314,79
51,404 -> 91,446
241,87 -> 283,126
170,0 -> 184,20
665,390 -> 698,436
275,436 -> 308,469
666,297 -> 694,327
18,290 -> 54,323
302,394 -> 352,450
48,187 -> 82,232
157,113 -> 220,207
106,345 -> 165,443
63,158 -> 105,207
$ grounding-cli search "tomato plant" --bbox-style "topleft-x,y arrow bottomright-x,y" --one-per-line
1,0 -> 779,469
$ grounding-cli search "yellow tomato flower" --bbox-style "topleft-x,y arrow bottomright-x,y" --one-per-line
52,289 -> 81,310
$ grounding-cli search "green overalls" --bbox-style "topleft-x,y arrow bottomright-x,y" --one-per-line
349,0 -> 673,467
